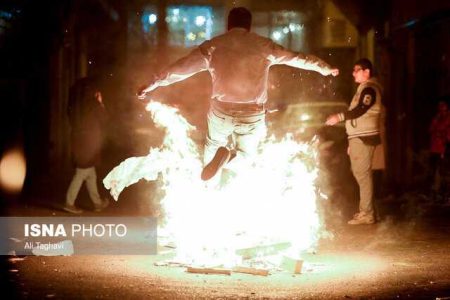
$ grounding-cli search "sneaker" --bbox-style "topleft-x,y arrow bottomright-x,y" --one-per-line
228,149 -> 237,162
348,212 -> 375,225
63,204 -> 83,214
93,198 -> 109,212
201,147 -> 231,181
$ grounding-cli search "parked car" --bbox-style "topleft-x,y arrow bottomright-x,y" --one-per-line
267,101 -> 348,142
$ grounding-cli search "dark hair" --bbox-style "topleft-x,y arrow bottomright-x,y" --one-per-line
228,7 -> 252,31
354,58 -> 373,77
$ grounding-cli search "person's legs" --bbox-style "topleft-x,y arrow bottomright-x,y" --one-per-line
85,167 -> 103,206
204,109 -> 234,165
228,113 -> 266,172
348,138 -> 375,224
65,168 -> 89,213
429,153 -> 440,191
66,168 -> 88,206
202,109 -> 234,182
434,155 -> 449,202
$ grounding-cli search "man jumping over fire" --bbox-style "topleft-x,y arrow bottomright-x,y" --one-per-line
138,7 -> 339,182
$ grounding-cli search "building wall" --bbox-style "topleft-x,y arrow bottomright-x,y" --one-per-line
386,1 -> 450,188
322,0 -> 358,49
13,0 -> 450,195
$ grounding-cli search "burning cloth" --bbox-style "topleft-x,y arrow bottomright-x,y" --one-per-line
103,101 -> 324,267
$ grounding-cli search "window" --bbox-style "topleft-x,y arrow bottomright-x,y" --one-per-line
167,6 -> 216,47
253,11 -> 305,51
140,5 -> 158,46
135,5 -> 223,48
0,9 -> 16,39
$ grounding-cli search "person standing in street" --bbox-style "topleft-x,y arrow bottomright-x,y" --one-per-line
64,77 -> 109,213
428,100 -> 450,200
326,58 -> 383,225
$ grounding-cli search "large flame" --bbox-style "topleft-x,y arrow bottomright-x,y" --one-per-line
104,101 -> 324,267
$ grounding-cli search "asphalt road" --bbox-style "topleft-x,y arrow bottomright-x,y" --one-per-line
2,200 -> 450,299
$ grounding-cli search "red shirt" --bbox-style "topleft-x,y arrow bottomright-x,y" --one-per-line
430,113 -> 450,155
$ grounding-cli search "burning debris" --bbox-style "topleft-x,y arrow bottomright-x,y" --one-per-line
104,101 -> 327,273
187,267 -> 232,276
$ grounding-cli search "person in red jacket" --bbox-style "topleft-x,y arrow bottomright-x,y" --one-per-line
428,100 -> 450,199
64,77 -> 109,213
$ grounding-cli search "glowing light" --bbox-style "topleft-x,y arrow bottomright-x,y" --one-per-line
187,32 -> 196,41
0,147 -> 26,193
195,15 -> 206,27
300,113 -> 311,121
272,31 -> 282,41
283,27 -> 289,34
104,102 -> 325,268
148,14 -> 157,24
173,8 -> 179,16
289,23 -> 303,32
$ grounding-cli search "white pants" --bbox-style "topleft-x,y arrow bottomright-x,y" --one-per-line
204,108 -> 267,172
348,138 -> 375,217
66,167 -> 102,206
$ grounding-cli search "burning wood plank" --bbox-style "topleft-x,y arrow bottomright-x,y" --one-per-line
232,266 -> 269,276
236,242 -> 291,259
154,260 -> 187,267
280,256 -> 303,274
186,267 -> 231,275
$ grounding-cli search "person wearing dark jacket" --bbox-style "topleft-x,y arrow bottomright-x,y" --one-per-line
64,77 -> 109,213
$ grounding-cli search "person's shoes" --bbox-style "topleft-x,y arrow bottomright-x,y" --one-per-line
93,198 -> 109,212
348,212 -> 375,225
63,204 -> 83,214
201,147 -> 231,181
228,149 -> 237,162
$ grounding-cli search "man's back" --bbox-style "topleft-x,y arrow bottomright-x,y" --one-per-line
140,28 -> 334,105
199,28 -> 275,104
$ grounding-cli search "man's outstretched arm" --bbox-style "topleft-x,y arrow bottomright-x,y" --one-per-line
268,42 -> 339,77
138,48 -> 208,99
